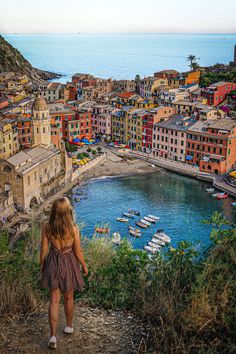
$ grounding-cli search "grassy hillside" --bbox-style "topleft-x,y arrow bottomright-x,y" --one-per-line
0,211 -> 236,353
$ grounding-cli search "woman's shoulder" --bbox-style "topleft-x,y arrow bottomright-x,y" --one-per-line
42,222 -> 50,236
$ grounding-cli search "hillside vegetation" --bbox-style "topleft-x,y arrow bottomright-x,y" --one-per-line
0,35 -> 60,81
0,211 -> 236,353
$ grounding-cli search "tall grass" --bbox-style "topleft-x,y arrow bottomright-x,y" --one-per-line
0,211 -> 235,352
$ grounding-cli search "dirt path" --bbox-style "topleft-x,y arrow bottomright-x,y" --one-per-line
0,304 -> 147,354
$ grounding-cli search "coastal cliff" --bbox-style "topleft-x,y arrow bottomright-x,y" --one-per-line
0,35 -> 61,81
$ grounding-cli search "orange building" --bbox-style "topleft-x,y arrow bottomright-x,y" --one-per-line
17,117 -> 32,149
185,71 -> 201,85
186,120 -> 236,174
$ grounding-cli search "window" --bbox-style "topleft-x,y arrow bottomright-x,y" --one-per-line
28,176 -> 30,185
34,171 -> 37,180
181,141 -> 184,146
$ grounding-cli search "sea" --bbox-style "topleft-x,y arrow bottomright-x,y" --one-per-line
4,33 -> 236,82
69,172 -> 235,251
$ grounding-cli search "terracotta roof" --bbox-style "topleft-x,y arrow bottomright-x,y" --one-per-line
118,92 -> 135,99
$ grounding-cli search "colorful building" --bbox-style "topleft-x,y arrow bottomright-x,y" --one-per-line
128,109 -> 146,151
186,120 -> 236,174
184,71 -> 201,85
17,117 -> 32,149
152,115 -> 195,161
201,82 -> 236,106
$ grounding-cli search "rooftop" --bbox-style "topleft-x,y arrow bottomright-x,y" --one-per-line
154,115 -> 196,131
6,146 -> 60,174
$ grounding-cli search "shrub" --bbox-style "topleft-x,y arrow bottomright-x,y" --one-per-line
97,146 -> 102,153
65,142 -> 77,153
91,150 -> 97,156
87,147 -> 92,153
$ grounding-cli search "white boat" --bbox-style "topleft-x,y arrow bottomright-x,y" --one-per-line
154,232 -> 171,243
112,232 -> 121,245
206,188 -> 215,193
123,212 -> 135,218
116,217 -> 129,222
128,225 -> 141,233
148,215 -> 160,221
141,219 -> 151,227
144,245 -> 160,254
148,241 -> 161,249
150,164 -> 156,168
151,237 -> 165,246
212,192 -> 225,198
129,229 -> 141,237
143,216 -> 156,223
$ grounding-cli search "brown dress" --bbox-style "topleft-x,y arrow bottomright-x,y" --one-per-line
41,242 -> 85,292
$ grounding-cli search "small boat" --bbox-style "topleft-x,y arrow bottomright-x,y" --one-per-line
148,241 -> 161,249
144,245 -> 160,254
129,230 -> 141,237
95,227 -> 110,234
74,197 -> 80,202
116,217 -> 129,222
232,202 -> 236,207
143,216 -> 156,223
216,193 -> 228,200
128,209 -> 140,216
123,212 -> 135,218
128,225 -> 141,233
150,164 -> 156,168
154,232 -> 171,243
141,219 -> 151,227
212,192 -> 225,198
151,237 -> 165,246
112,232 -> 121,245
148,215 -> 160,221
136,221 -> 147,229
206,188 -> 215,193
156,229 -> 164,233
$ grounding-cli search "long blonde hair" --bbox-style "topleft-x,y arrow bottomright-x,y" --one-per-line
47,197 -> 76,240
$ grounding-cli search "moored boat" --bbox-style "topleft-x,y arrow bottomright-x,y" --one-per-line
232,202 -> 236,207
154,231 -> 171,243
206,188 -> 215,193
144,245 -> 160,254
215,193 -> 228,200
141,219 -> 151,226
136,221 -> 147,229
116,217 -> 129,222
123,212 -> 135,218
129,229 -> 141,237
95,227 -> 110,234
128,209 -> 140,216
212,192 -> 225,198
128,225 -> 141,233
144,216 -> 156,223
151,237 -> 165,246
148,215 -> 160,221
148,241 -> 161,249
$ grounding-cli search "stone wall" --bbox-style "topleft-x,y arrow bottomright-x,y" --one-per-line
0,191 -> 15,220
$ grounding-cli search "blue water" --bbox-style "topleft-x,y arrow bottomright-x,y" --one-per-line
4,33 -> 236,82
70,172 -> 234,250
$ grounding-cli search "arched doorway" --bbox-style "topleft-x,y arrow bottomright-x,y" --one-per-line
30,197 -> 38,208
214,169 -> 219,174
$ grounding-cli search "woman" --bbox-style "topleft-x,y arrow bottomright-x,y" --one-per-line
40,197 -> 88,349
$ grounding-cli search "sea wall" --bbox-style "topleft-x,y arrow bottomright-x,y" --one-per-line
71,154 -> 106,183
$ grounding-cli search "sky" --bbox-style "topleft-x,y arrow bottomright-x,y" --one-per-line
0,0 -> 236,34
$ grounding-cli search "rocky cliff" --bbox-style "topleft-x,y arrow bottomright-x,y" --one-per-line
0,35 -> 61,81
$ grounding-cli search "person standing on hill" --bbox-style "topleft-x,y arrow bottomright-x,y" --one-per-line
40,197 -> 88,349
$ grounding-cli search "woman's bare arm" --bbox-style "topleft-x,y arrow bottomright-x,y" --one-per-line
73,226 -> 88,276
40,224 -> 49,270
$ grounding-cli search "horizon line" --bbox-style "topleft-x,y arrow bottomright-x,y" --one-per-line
2,32 -> 236,36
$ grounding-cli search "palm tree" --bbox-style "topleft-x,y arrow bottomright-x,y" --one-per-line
187,54 -> 199,71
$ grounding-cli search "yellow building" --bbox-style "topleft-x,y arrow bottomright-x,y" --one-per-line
127,109 -> 146,151
111,106 -> 135,143
0,120 -> 19,159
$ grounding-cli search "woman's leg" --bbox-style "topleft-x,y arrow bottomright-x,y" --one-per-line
63,290 -> 74,327
49,288 -> 61,337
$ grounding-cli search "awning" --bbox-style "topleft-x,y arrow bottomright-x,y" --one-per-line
186,155 -> 193,161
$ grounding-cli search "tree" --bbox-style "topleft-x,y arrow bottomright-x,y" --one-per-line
92,150 -> 97,156
187,54 -> 199,71
87,147 -> 92,153
135,74 -> 141,82
97,146 -> 102,153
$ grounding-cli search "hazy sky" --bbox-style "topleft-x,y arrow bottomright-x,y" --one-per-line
1,0 -> 236,34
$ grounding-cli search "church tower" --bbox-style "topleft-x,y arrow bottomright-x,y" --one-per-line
32,93 -> 51,147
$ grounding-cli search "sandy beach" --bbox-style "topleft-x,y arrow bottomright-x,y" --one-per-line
84,149 -> 160,180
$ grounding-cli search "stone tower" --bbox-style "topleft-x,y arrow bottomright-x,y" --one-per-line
32,93 -> 51,147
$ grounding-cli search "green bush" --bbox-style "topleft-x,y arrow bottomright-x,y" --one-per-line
87,147 -> 92,153
91,150 -> 97,156
65,142 -> 77,153
97,146 -> 102,153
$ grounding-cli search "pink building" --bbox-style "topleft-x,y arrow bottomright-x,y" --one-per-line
92,105 -> 117,140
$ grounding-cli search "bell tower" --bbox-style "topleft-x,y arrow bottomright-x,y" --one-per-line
32,93 -> 51,147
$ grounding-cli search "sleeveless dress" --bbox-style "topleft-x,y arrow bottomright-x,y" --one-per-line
41,242 -> 85,292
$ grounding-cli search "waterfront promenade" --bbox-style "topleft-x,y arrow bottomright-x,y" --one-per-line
116,149 -> 236,198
